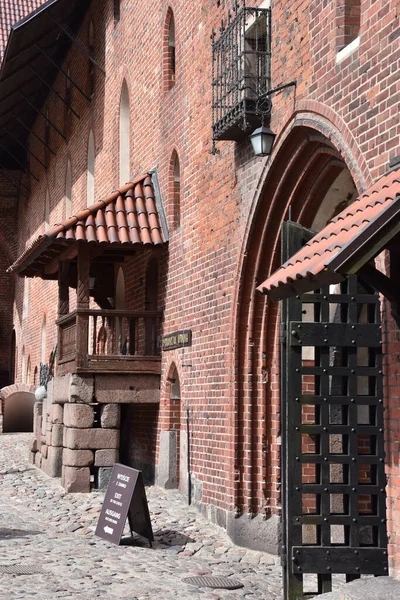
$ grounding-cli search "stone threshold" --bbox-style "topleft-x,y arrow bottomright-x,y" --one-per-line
318,576 -> 400,600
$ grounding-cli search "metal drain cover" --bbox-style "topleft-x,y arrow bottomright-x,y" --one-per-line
0,565 -> 44,575
183,576 -> 244,590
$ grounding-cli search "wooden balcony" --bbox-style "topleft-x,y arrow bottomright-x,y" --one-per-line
57,309 -> 162,376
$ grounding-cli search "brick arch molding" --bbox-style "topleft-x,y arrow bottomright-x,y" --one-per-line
229,112 -> 369,521
1,383 -> 35,399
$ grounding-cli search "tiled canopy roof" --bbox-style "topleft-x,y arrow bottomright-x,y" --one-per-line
8,172 -> 168,277
257,167 -> 400,300
0,0 -> 45,63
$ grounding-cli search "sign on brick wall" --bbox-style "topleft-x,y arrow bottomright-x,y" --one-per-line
95,463 -> 153,546
162,329 -> 192,351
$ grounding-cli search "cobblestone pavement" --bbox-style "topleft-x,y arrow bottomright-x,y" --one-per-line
0,431 -> 282,599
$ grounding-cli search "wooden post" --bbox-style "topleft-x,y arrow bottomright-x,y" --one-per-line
57,262 -> 70,363
58,261 -> 70,317
76,245 -> 90,369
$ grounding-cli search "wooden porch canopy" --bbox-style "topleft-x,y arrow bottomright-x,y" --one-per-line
7,171 -> 169,278
257,166 -> 400,302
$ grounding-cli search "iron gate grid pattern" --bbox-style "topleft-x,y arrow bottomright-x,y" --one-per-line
211,2 -> 271,142
281,223 -> 388,600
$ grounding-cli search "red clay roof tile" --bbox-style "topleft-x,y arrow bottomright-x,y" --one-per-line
258,167 -> 400,300
8,172 -> 167,277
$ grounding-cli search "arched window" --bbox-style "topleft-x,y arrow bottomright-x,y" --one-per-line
87,130 -> 95,206
26,356 -> 31,385
21,347 -> 25,384
165,9 -> 176,89
170,151 -> 181,229
169,366 -> 181,400
119,81 -> 130,185
88,22 -> 95,95
115,267 -> 126,310
114,0 -> 120,25
23,278 -> 29,319
45,188 -> 50,229
66,159 -> 72,218
41,315 -> 47,364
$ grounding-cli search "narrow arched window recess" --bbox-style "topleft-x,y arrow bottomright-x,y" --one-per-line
87,130 -> 95,206
170,151 -> 181,230
119,80 -> 130,185
41,315 -> 47,364
165,9 -> 176,90
66,159 -> 72,218
88,21 -> 95,96
336,0 -> 361,52
114,0 -> 120,25
26,356 -> 31,385
21,347 -> 25,384
23,278 -> 29,319
45,188 -> 50,229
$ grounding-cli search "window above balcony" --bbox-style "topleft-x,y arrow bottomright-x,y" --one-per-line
212,3 -> 272,143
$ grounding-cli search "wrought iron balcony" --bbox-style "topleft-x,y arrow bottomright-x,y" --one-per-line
57,309 -> 162,375
212,3 -> 272,143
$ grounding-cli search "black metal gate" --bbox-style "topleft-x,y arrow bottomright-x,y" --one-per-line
281,221 -> 388,600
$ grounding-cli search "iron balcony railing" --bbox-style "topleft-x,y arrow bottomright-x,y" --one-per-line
212,2 -> 272,143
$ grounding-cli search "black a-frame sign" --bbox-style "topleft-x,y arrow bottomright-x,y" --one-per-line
95,463 -> 154,546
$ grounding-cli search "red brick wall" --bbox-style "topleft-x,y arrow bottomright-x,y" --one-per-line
2,0 -> 399,560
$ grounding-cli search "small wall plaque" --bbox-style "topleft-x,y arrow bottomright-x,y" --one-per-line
162,329 -> 192,351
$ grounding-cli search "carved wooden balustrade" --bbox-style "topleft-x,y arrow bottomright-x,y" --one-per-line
57,309 -> 162,375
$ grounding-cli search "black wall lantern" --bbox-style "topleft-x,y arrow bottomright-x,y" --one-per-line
249,125 -> 276,157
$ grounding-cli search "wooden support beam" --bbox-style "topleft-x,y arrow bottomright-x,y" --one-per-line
358,263 -> 400,303
44,244 -> 78,275
359,261 -> 400,327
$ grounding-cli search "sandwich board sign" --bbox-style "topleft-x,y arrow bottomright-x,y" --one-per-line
95,463 -> 154,546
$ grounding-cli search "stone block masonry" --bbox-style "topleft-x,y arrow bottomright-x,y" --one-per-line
64,427 -> 119,450
64,404 -> 94,429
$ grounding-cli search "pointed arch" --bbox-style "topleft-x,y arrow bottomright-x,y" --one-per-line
87,129 -> 95,206
114,0 -> 120,25
21,346 -> 25,384
23,278 -> 29,319
115,267 -> 126,310
119,80 -> 130,185
66,158 -> 72,218
26,356 -> 31,385
164,8 -> 176,90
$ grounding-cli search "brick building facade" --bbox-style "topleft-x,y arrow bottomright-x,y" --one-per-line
0,0 -> 399,588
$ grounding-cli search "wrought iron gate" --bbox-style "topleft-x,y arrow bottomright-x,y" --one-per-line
281,221 -> 388,600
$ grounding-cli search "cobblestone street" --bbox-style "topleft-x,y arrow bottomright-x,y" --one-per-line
0,431 -> 282,599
